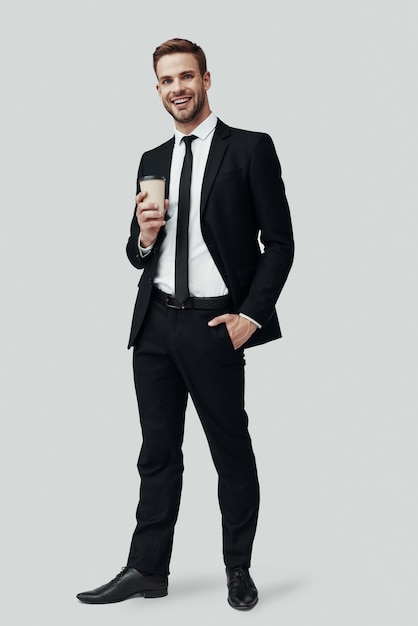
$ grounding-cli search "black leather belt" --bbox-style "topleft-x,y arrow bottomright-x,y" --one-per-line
152,287 -> 232,310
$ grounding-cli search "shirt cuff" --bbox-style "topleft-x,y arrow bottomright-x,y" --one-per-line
138,236 -> 153,257
239,312 -> 262,329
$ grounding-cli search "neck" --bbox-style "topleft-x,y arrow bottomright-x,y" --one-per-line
174,109 -> 212,135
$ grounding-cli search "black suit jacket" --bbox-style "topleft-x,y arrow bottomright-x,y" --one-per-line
126,119 -> 294,349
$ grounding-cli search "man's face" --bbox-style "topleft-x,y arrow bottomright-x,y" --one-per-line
156,53 -> 211,131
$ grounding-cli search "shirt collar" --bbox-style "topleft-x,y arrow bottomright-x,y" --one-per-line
174,112 -> 218,145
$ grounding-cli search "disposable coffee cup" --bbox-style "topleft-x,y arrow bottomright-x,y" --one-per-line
139,176 -> 166,216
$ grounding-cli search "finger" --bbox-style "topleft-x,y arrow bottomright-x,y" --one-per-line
208,314 -> 230,327
137,200 -> 159,211
139,218 -> 166,229
135,190 -> 147,204
155,202 -> 165,216
137,205 -> 162,219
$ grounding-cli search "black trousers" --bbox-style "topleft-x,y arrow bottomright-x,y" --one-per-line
127,298 -> 260,576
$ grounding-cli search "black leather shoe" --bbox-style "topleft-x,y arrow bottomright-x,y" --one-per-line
76,567 -> 168,604
226,566 -> 258,610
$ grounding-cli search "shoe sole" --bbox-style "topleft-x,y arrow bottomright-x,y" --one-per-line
228,597 -> 258,610
143,588 -> 168,599
77,588 -> 168,604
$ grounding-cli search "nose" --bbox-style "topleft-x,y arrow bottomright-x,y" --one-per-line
171,77 -> 184,94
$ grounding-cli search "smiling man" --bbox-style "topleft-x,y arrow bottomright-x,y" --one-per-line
77,38 -> 294,611
157,56 -> 210,128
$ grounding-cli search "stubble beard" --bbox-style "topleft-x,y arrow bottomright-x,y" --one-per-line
164,89 -> 206,126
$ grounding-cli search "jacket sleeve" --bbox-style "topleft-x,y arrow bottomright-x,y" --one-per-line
238,133 -> 294,325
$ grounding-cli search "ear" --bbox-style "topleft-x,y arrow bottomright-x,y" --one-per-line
203,71 -> 211,91
156,83 -> 162,98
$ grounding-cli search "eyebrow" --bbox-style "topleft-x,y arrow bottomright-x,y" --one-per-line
158,69 -> 196,81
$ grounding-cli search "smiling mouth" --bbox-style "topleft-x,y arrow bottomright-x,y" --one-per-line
172,97 -> 191,107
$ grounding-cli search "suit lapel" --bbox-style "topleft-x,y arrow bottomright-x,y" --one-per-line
159,137 -> 175,196
200,120 -> 230,216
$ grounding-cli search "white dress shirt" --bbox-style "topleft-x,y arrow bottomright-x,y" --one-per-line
154,113 -> 228,297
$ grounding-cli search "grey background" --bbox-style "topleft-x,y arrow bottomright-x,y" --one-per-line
1,0 -> 417,624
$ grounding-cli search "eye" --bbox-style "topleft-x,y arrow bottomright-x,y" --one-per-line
183,74 -> 193,80
161,78 -> 172,85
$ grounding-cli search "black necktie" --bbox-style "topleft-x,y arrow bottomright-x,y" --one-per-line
175,135 -> 197,304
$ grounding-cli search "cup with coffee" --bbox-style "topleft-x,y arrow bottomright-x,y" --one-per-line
139,176 -> 166,217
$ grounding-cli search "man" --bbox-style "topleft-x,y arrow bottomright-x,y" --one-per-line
77,38 -> 294,611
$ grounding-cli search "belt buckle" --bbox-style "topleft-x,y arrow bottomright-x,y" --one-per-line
165,295 -> 182,309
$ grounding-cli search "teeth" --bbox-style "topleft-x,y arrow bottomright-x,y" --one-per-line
174,98 -> 188,105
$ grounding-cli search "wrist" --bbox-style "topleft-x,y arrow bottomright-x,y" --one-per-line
140,235 -> 156,248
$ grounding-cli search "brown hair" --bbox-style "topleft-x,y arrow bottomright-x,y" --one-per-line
153,38 -> 207,77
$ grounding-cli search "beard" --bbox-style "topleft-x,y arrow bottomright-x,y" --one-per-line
163,88 -> 206,125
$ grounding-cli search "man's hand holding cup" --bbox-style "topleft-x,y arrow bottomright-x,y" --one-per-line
137,175 -> 168,248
